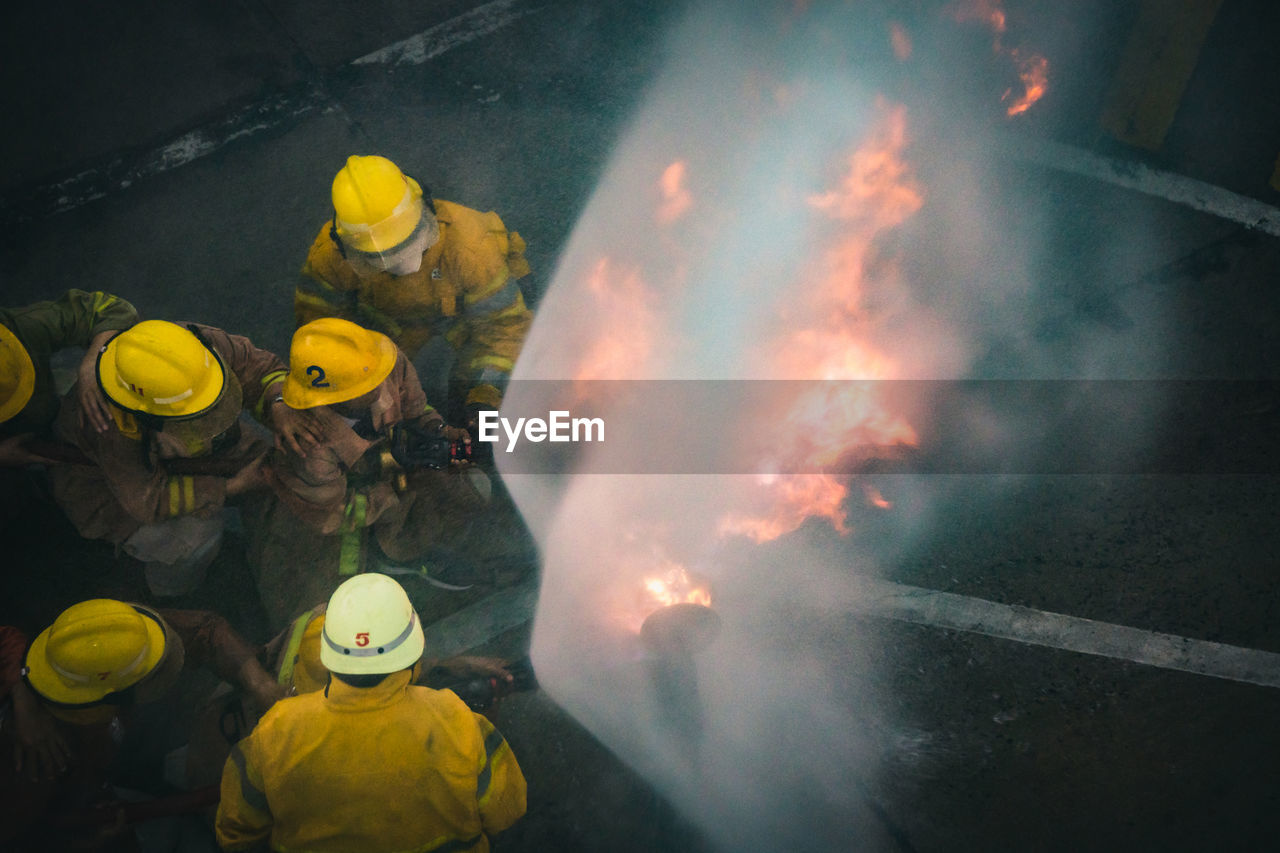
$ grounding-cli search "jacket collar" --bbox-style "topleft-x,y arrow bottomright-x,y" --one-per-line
324,669 -> 413,711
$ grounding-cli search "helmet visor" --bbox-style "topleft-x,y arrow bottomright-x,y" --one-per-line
343,208 -> 439,275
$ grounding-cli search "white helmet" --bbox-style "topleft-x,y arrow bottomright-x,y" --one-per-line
320,573 -> 425,675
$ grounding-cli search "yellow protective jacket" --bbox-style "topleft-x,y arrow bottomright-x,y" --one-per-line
0,289 -> 138,436
294,200 -> 532,410
216,670 -> 526,853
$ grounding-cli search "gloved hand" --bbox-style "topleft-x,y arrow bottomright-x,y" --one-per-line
460,405 -> 496,465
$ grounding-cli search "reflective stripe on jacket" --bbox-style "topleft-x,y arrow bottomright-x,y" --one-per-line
49,324 -> 285,543
265,350 -> 440,538
215,670 -> 527,853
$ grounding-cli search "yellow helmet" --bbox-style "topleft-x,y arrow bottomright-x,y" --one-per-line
98,321 -> 226,419
332,155 -> 425,254
283,318 -> 397,409
24,600 -> 168,705
320,573 -> 424,676
0,323 -> 36,424
290,611 -> 332,694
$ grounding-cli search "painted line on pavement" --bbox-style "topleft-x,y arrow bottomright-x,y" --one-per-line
8,86 -> 331,220
424,578 -> 539,658
835,577 -> 1280,689
438,574 -> 1280,689
998,133 -> 1280,237
353,0 -> 536,66
0,0 -> 536,224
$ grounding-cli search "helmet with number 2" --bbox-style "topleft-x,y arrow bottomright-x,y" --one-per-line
283,317 -> 397,409
320,573 -> 424,676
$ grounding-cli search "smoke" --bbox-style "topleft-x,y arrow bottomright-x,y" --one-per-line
502,1 -> 1173,849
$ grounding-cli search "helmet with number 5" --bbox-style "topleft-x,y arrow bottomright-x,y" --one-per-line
320,573 -> 424,675
283,317 -> 397,409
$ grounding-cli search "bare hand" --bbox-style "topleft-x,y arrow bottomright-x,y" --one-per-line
436,656 -> 514,686
270,399 -> 323,458
226,453 -> 270,496
0,433 -> 56,467
76,332 -> 116,433
10,681 -> 72,781
238,657 -> 293,711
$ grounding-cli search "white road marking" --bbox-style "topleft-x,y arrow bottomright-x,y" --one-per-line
998,133 -> 1280,237
353,0 -> 535,66
1,1 -> 536,222
423,578 -> 539,658
8,1 -> 1279,236
434,575 -> 1280,690
831,577 -> 1280,688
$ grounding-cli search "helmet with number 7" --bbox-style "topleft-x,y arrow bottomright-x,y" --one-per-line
24,599 -> 170,704
320,573 -> 424,675
283,317 -> 397,409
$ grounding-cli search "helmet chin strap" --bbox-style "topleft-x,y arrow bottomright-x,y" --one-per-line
329,215 -> 347,259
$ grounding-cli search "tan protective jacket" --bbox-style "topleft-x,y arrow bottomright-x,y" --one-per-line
252,351 -> 486,626
216,670 -> 526,853
294,200 -> 532,409
50,324 -> 286,543
266,349 -> 440,537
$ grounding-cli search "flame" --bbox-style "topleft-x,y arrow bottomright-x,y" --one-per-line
949,0 -> 1006,34
1003,51 -> 1049,116
574,257 -> 657,381
863,483 -> 892,509
657,160 -> 692,225
948,0 -> 1049,116
806,103 -> 921,227
718,474 -> 849,543
889,22 -> 912,61
718,101 -> 920,543
609,550 -> 714,634
643,565 -> 713,609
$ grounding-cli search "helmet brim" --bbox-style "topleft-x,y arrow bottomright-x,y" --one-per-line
319,610 -> 425,676
335,178 -> 425,254
160,371 -> 244,445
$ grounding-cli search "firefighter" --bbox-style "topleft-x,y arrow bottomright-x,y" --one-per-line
181,598 -> 516,789
0,289 -> 138,467
265,602 -> 512,698
49,320 -> 315,596
294,154 -> 532,428
247,317 -> 489,629
216,572 -> 526,852
1,600 -> 284,849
